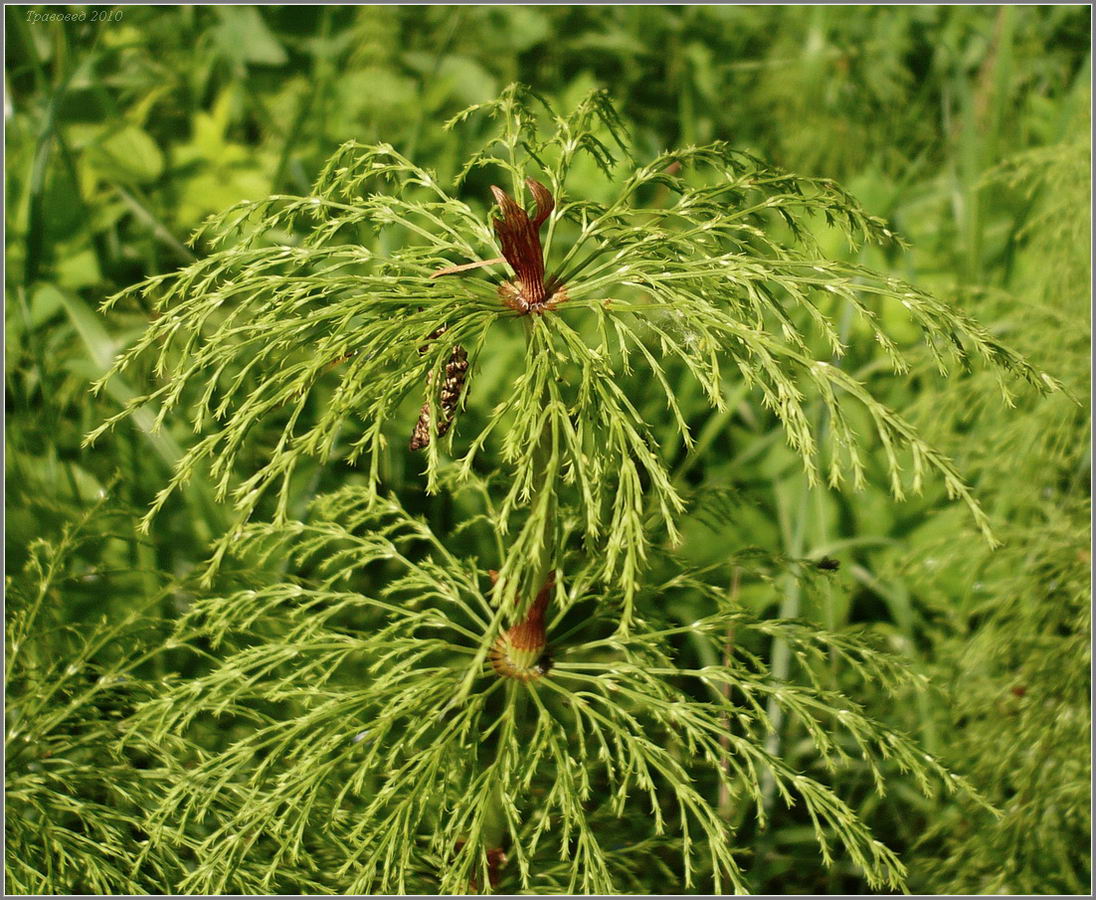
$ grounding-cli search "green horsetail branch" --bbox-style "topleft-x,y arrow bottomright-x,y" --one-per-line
86,84 -> 1055,603
126,489 -> 989,894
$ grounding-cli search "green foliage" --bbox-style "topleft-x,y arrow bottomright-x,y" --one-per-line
907,500 -> 1090,894
89,86 -> 1050,620
125,490 -> 977,894
891,107 -> 1091,895
5,498 -> 188,894
73,85 -> 1042,893
5,7 -> 1090,895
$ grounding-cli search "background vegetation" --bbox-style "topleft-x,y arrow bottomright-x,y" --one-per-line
5,5 -> 1090,894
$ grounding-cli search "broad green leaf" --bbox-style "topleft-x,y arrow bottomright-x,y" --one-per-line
213,6 -> 288,67
86,125 -> 164,185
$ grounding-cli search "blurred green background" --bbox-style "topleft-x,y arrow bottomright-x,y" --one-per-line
5,5 -> 1090,894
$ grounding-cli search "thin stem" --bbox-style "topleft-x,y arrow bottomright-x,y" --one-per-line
761,478 -> 809,813
719,567 -> 740,820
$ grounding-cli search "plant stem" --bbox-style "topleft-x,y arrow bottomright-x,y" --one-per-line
523,316 -> 557,595
761,478 -> 809,813
719,567 -> 740,820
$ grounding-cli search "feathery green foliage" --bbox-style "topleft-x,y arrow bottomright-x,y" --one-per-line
126,489 -> 979,894
7,9 -> 1088,892
5,498 -> 189,894
88,85 -> 1051,617
68,85 -> 1056,893
893,111 -> 1091,895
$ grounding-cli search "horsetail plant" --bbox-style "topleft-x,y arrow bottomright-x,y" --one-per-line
123,488 -> 984,894
87,85 -> 1053,892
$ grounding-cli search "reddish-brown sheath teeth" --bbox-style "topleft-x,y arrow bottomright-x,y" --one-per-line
490,574 -> 555,681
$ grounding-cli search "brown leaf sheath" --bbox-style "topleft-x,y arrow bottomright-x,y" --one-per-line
490,574 -> 556,681
452,841 -> 506,892
491,178 -> 564,314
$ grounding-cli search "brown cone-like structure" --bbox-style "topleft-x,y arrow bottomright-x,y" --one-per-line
410,323 -> 469,452
491,179 -> 565,315
453,841 -> 507,892
489,573 -> 555,681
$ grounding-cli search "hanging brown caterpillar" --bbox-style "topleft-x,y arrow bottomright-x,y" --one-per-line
409,323 -> 469,451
